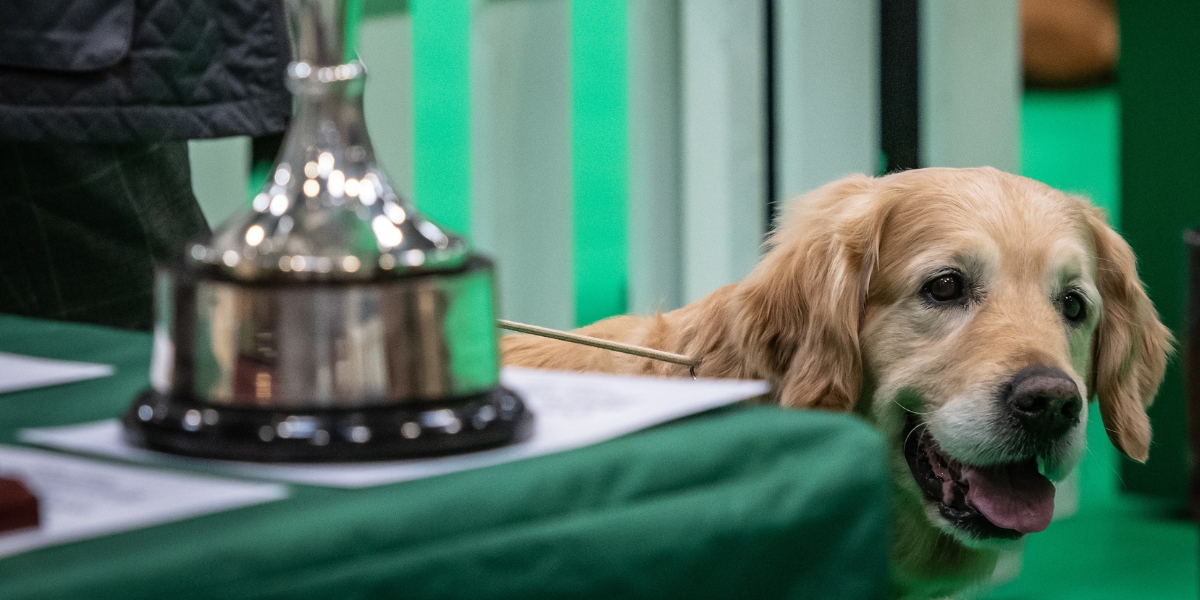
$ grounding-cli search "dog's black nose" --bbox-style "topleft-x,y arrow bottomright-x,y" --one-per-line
1006,365 -> 1082,440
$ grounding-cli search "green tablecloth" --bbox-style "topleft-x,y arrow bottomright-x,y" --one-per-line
0,315 -> 889,599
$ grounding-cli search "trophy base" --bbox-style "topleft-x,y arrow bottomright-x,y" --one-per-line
122,386 -> 532,462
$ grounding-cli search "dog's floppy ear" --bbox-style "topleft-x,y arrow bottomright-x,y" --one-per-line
1084,205 -> 1173,462
732,175 -> 884,411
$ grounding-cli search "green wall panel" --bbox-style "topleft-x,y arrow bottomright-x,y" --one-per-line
1117,1 -> 1200,501
1021,89 -> 1120,225
571,0 -> 629,326
411,0 -> 472,236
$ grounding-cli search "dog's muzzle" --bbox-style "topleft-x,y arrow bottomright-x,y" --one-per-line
904,416 -> 1055,539
901,364 -> 1083,540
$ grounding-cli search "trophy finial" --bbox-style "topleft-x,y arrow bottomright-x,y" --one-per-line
285,0 -> 362,66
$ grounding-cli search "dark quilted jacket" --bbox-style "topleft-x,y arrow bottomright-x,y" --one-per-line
0,0 -> 292,142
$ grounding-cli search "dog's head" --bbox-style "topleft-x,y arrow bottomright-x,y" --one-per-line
732,167 -> 1171,546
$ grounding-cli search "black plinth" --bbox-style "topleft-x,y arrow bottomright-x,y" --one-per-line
123,386 -> 533,462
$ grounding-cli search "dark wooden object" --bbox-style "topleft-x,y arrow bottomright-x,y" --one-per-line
0,477 -> 40,533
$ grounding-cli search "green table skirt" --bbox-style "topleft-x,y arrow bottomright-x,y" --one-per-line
0,315 -> 889,599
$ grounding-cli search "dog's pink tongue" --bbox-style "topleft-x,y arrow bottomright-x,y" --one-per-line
963,460 -> 1055,534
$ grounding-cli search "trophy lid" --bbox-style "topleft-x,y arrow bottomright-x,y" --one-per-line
189,0 -> 467,282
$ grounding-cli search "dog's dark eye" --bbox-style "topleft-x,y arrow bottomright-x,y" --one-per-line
924,274 -> 966,303
1062,292 -> 1086,323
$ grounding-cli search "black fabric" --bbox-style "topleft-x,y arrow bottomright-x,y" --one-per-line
0,0 -> 136,72
0,141 -> 209,330
0,0 -> 292,143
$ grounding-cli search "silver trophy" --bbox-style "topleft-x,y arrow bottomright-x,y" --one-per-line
123,0 -> 530,461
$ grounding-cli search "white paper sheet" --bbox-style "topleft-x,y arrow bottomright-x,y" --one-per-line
0,445 -> 287,558
0,352 -> 114,394
21,368 -> 769,489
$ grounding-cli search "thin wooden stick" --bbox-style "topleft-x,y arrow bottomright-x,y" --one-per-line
497,319 -> 700,373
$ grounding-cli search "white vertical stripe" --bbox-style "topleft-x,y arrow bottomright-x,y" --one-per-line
360,13 -> 415,203
774,0 -> 879,201
627,0 -> 683,315
189,137 -> 250,228
680,0 -> 768,304
470,0 -> 575,330
919,0 -> 1020,172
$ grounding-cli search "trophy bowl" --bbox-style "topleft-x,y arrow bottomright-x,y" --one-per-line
122,0 -> 531,461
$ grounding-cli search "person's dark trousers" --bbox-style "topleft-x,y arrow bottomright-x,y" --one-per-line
0,142 -> 208,331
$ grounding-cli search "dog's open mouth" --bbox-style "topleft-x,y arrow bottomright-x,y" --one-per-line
903,417 -> 1055,540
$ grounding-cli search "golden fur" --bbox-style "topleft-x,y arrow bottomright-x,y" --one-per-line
501,167 -> 1172,598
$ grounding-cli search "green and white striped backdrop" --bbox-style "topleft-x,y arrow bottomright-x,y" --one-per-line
189,0 -> 1018,331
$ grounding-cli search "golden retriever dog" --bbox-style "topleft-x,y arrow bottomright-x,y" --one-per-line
501,167 -> 1172,599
